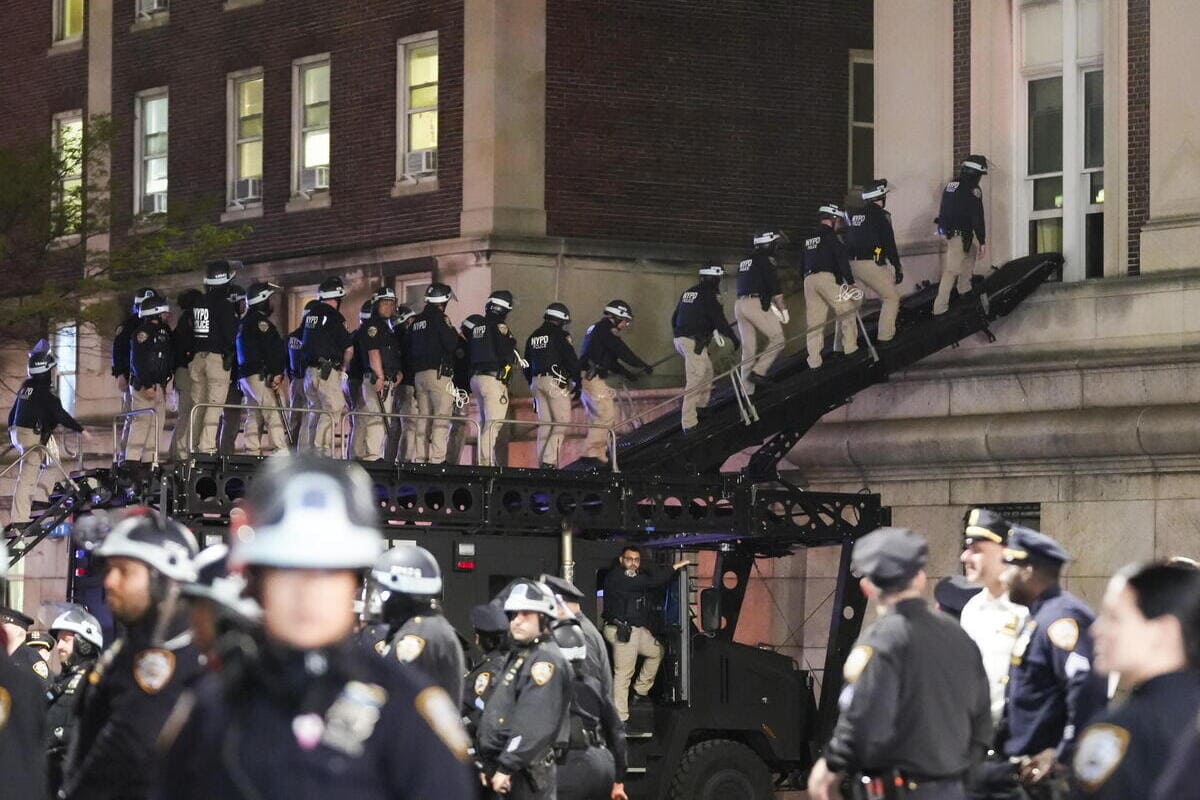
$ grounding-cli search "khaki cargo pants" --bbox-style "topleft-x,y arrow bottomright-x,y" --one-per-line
470,374 -> 509,467
9,427 -> 45,524
125,387 -> 164,464
734,296 -> 784,391
304,366 -> 346,457
413,369 -> 455,464
804,272 -> 859,369
850,258 -> 901,341
188,352 -> 230,454
241,375 -> 289,454
604,623 -> 664,721
581,375 -> 616,462
934,240 -> 979,315
673,336 -> 714,430
532,375 -> 572,467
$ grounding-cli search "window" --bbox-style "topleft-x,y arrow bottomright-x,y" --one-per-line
396,274 -> 432,310
134,90 -> 168,216
1083,69 -> 1104,279
847,50 -> 874,190
53,111 -> 84,235
136,0 -> 168,17
397,34 -> 439,180
54,0 -> 84,42
227,70 -> 263,208
54,324 -> 78,414
1026,76 -> 1063,257
292,56 -> 330,196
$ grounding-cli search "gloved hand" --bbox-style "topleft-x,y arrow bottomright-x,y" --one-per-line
894,267 -> 904,285
771,306 -> 790,325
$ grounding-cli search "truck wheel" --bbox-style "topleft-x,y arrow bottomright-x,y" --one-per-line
666,739 -> 774,800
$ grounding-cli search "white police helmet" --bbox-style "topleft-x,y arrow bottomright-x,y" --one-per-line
503,580 -> 557,616
49,606 -> 104,649
234,455 -> 383,570
370,544 -> 443,597
94,514 -> 199,583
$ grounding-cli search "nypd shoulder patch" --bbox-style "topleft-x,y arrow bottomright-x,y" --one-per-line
395,635 -> 426,663
474,671 -> 492,696
1048,617 -> 1080,651
843,645 -> 873,683
415,686 -> 472,762
0,687 -> 10,732
1073,723 -> 1130,791
367,326 -> 378,337
530,661 -> 555,686
133,648 -> 176,694
258,321 -> 270,333
32,660 -> 49,680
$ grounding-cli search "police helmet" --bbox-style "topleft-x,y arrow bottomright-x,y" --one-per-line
862,178 -> 890,201
132,287 -> 156,313
359,300 -> 373,323
370,544 -> 443,597
138,293 -> 169,318
182,543 -> 261,620
317,276 -> 346,300
461,313 -> 485,335
227,283 -> 248,306
393,305 -> 416,325
698,264 -> 725,278
425,282 -> 453,305
603,300 -> 633,321
818,203 -> 843,220
961,154 -> 989,175
752,229 -> 788,249
27,347 -> 58,376
204,259 -> 240,286
551,619 -> 587,663
234,455 -> 382,570
49,606 -> 104,650
544,302 -> 571,323
372,286 -> 398,306
486,290 -> 515,314
94,513 -> 199,583
503,580 -> 557,616
247,282 -> 279,307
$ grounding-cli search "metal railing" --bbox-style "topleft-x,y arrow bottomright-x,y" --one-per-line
112,408 -> 161,467
188,402 -> 340,457
0,443 -> 81,494
490,417 -> 621,472
341,409 -> 482,464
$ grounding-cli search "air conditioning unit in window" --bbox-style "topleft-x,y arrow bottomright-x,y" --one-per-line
235,177 -> 262,203
301,166 -> 330,192
137,0 -> 168,16
141,192 -> 167,215
405,149 -> 437,177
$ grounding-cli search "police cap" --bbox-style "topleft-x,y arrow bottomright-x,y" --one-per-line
0,606 -> 34,629
934,575 -> 982,618
469,602 -> 510,634
24,631 -> 54,651
963,507 -> 1010,547
539,574 -> 586,601
1003,525 -> 1069,567
852,527 -> 929,591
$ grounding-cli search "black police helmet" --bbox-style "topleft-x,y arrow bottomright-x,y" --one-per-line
603,299 -> 633,321
486,290 -> 515,315
425,282 -> 453,305
317,276 -> 346,300
544,302 -> 571,324
962,155 -> 989,175
204,259 -> 240,286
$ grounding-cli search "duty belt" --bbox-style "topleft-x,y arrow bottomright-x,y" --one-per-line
570,728 -> 605,750
739,293 -> 763,298
472,369 -> 504,378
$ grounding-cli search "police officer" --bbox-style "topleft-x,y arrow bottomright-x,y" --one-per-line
6,343 -> 85,528
579,301 -> 650,464
602,547 -> 691,722
345,300 -> 373,458
180,543 -> 260,660
463,603 -> 510,737
478,581 -> 572,799
219,284 -> 251,455
114,287 -> 156,452
407,283 -> 460,464
524,303 -> 581,469
470,290 -> 520,467
1069,562 -> 1200,799
846,179 -> 904,342
369,544 -> 466,704
541,573 -> 612,698
446,313 -> 482,466
236,281 -> 289,455
153,455 -> 474,799
934,155 -> 989,315
553,620 -> 628,800
996,527 -> 1108,797
286,300 -> 317,448
1,605 -> 51,686
169,288 -> 203,462
385,304 -> 418,463
178,259 -> 240,454
802,203 -> 859,370
125,293 -> 173,466
959,508 -> 1029,726
360,288 -> 402,461
672,265 -> 739,432
47,605 -> 104,795
300,277 -> 354,457
0,541 -> 48,800
734,230 -> 788,393
63,513 -> 203,799
808,527 -> 992,800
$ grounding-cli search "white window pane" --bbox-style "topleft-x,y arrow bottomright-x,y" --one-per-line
144,157 -> 168,193
58,374 -> 76,415
1077,0 -> 1103,59
144,131 -> 168,156
1022,3 -> 1062,69
304,63 -> 330,106
304,102 -> 329,129
143,96 -> 168,135
304,130 -> 329,168
408,110 -> 438,152
408,44 -> 438,88
238,141 -> 262,179
239,77 -> 263,119
61,0 -> 84,39
409,85 -> 438,109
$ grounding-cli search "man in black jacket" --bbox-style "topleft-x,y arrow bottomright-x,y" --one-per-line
179,260 -> 240,454
114,288 -> 156,453
125,294 -> 174,466
407,283 -> 461,464
300,277 -> 354,457
525,303 -> 580,468
579,300 -> 650,464
846,179 -> 903,342
236,282 -> 289,454
0,542 -> 48,800
168,289 -> 202,462
934,155 -> 989,315
602,547 -> 692,721
7,343 -> 86,527
735,230 -> 789,393
802,204 -> 859,369
672,265 -> 739,432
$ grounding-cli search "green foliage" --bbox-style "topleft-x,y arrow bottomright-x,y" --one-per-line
0,113 -> 248,342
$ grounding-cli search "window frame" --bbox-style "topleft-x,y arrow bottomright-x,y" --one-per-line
52,110 -> 84,237
847,49 -> 874,191
133,88 -> 169,218
135,0 -> 169,18
53,323 -> 79,415
226,68 -> 265,212
395,272 -> 433,311
395,32 -> 440,185
291,54 -> 331,199
53,0 -> 85,44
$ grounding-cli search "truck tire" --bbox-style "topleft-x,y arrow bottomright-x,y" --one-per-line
666,739 -> 774,800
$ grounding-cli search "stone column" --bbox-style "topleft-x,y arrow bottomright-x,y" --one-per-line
970,0 -> 1016,269
1139,0 -> 1200,272
459,0 -> 547,238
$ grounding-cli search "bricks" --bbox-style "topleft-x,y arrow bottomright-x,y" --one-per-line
1127,0 -> 1150,276
544,0 -> 873,248
952,0 -> 971,167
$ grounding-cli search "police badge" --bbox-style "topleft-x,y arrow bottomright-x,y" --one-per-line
530,661 -> 555,686
133,648 -> 176,694
474,671 -> 491,696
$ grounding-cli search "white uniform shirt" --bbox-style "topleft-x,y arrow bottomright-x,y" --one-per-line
959,588 -> 1028,724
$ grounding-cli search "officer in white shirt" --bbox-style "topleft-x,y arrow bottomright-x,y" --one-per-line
958,507 -> 1029,725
